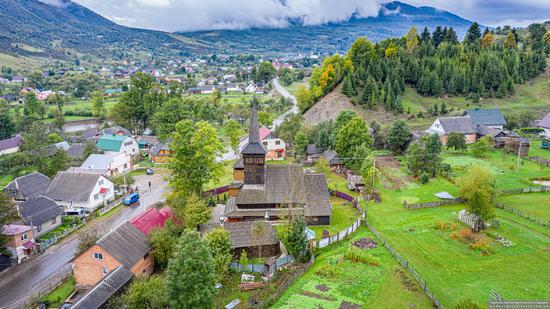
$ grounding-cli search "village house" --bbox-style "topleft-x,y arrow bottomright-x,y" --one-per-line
225,100 -> 332,225
4,172 -> 51,201
46,171 -> 115,212
464,109 -> 507,130
238,126 -> 286,160
245,83 -> 257,93
537,112 -> 550,138
135,135 -> 159,151
425,116 -> 478,145
98,126 -> 132,137
1,224 -> 36,263
226,83 -> 242,92
17,196 -> 64,237
347,171 -> 365,192
96,134 -> 139,158
0,135 -> 22,156
130,206 -> 174,236
65,143 -> 86,161
80,153 -> 132,175
150,143 -> 172,164
321,150 -> 344,173
72,221 -> 153,287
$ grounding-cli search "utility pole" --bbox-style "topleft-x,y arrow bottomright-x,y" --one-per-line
372,159 -> 376,190
515,138 -> 522,173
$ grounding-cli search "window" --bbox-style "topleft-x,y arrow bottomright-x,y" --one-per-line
94,252 -> 103,260
144,252 -> 149,260
20,233 -> 28,241
124,163 -> 128,169
275,140 -> 281,145
51,217 -> 57,224
101,267 -> 109,275
94,194 -> 99,201
98,179 -> 104,186
263,141 -> 268,146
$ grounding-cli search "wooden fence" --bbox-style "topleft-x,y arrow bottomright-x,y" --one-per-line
314,214 -> 365,249
495,202 -> 550,227
500,186 -> 550,195
203,185 -> 229,197
403,199 -> 462,209
12,264 -> 72,309
528,156 -> 550,167
365,223 -> 445,309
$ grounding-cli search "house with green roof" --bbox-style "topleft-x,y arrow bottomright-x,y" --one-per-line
96,134 -> 139,157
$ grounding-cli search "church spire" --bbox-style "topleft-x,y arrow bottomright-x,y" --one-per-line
249,96 -> 260,144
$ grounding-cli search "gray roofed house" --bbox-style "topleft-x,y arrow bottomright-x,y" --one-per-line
47,172 -> 103,203
99,126 -> 131,137
65,143 -> 85,160
18,196 -> 63,236
464,109 -> 506,128
321,150 -> 343,166
306,144 -> 321,156
82,127 -> 99,140
437,117 -> 477,134
96,222 -> 151,269
80,154 -> 115,170
72,266 -> 133,309
151,143 -> 169,156
0,135 -> 22,155
538,112 -> 550,129
4,172 -> 51,201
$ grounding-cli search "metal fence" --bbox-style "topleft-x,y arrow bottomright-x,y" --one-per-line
495,202 -> 550,227
11,264 -> 72,309
314,214 -> 365,249
365,222 -> 445,309
229,255 -> 295,273
403,199 -> 463,209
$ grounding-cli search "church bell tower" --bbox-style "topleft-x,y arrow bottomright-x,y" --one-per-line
241,97 -> 266,185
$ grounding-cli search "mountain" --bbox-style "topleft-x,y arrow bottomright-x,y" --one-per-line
180,1 -> 475,55
0,0 -> 207,58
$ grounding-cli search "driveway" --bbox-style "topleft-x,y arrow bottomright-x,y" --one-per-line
271,78 -> 299,129
0,172 -> 168,308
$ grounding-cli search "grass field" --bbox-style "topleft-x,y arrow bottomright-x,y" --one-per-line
205,160 -> 235,190
283,81 -> 308,96
366,198 -> 550,307
498,192 -> 550,221
0,53 -> 45,69
273,227 -> 432,308
528,139 -> 550,160
40,276 -> 75,307
308,197 -> 362,238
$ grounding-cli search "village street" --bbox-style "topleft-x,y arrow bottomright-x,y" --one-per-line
0,172 -> 168,309
271,78 -> 298,129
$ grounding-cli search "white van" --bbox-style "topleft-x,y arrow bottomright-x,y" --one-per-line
65,209 -> 85,219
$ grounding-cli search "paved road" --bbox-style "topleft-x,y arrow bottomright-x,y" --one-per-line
271,78 -> 298,129
0,173 -> 168,308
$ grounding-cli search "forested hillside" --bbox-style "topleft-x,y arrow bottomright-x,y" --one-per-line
297,23 -> 550,115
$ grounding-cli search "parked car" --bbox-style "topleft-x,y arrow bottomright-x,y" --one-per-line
146,168 -> 154,175
123,193 -> 140,206
65,209 -> 85,219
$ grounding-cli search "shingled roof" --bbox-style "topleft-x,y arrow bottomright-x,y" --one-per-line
72,266 -> 133,309
202,221 -> 279,249
465,109 -> 506,126
230,165 -> 331,217
241,98 -> 266,155
4,172 -> 51,200
18,196 -> 63,226
322,150 -> 342,165
96,221 -> 150,269
46,171 -> 102,202
538,112 -> 550,129
438,117 -> 477,134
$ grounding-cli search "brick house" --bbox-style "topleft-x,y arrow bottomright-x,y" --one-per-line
72,221 -> 153,288
1,224 -> 36,263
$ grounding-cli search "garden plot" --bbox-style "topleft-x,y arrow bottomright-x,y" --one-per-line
273,228 -> 432,309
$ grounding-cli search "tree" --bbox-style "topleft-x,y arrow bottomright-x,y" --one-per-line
183,194 -> 211,230
406,134 -> 442,178
166,231 -> 216,309
224,119 -> 241,153
24,92 -> 42,119
471,136 -> 493,158
77,229 -> 98,255
293,131 -> 308,159
152,97 -> 192,141
336,116 -> 372,167
405,27 -> 419,53
387,120 -> 411,153
0,192 -> 18,255
420,27 -> 431,44
504,32 -> 517,49
123,275 -> 168,308
458,166 -> 495,232
341,74 -> 355,97
148,220 -> 183,270
169,120 -> 224,197
348,37 -> 373,69
314,158 -> 330,175
0,114 -> 15,139
446,132 -> 467,151
480,32 -> 495,47
258,111 -> 274,127
251,220 -> 269,260
285,215 -> 309,262
296,86 -> 315,113
276,114 -> 303,144
91,91 -> 106,119
51,106 -> 65,130
360,156 -> 380,195
528,23 -> 547,51
255,61 -> 276,84
464,22 -> 482,44
206,228 -> 232,281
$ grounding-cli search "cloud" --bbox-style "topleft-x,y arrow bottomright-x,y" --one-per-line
39,0 -> 70,7
74,0 -> 383,32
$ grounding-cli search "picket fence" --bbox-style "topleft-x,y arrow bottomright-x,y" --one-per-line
500,186 -> 550,195
366,223 -> 445,309
403,199 -> 462,209
314,214 -> 365,249
495,202 -> 550,227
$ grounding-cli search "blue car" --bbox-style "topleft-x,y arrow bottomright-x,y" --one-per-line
123,193 -> 140,206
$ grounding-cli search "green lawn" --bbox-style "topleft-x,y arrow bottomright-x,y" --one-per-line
273,227 -> 432,308
308,197 -> 362,239
40,276 -> 75,307
367,195 -> 550,307
528,139 -> 550,160
205,160 -> 235,190
283,81 -> 308,96
498,192 -> 550,222
0,174 -> 14,188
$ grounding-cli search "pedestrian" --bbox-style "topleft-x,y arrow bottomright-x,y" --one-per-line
148,181 -> 152,191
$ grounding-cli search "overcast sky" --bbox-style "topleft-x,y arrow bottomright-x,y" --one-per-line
61,0 -> 550,32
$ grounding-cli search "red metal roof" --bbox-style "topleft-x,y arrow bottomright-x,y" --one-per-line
259,126 -> 271,140
130,207 -> 171,236
22,241 -> 34,249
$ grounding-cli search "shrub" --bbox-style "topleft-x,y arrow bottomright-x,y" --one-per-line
420,173 -> 430,184
459,228 -> 474,241
454,298 -> 482,309
450,231 -> 460,240
315,264 -> 339,278
434,221 -> 450,230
